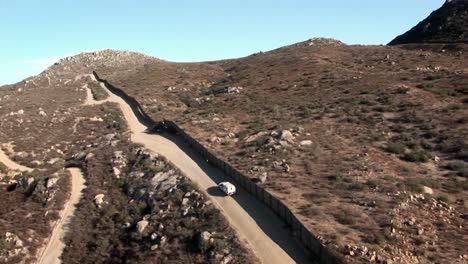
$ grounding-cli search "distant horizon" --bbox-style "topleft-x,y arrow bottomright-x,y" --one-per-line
0,0 -> 444,85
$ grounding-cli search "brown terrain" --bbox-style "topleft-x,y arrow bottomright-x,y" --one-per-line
94,40 -> 468,263
0,53 -> 256,263
0,1 -> 467,263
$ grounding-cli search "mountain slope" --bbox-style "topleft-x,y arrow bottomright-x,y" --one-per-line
389,0 -> 468,45
96,38 -> 468,263
0,51 -> 256,264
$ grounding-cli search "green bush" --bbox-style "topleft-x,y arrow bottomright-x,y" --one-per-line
403,178 -> 424,193
386,142 -> 406,154
0,162 -> 7,173
437,195 -> 449,203
446,161 -> 467,171
334,209 -> 358,225
455,87 -> 468,95
403,150 -> 429,163
116,177 -> 129,187
396,86 -> 410,94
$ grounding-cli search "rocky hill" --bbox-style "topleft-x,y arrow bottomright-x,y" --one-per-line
96,37 -> 468,263
389,0 -> 468,45
0,50 -> 255,263
1,2 -> 468,263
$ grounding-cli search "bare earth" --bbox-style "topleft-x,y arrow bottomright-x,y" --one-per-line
97,80 -> 311,263
0,148 -> 33,172
36,168 -> 86,264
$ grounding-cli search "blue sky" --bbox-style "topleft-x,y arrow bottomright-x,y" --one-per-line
0,0 -> 443,85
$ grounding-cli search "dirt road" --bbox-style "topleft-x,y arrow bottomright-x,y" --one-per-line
37,168 -> 86,264
96,79 -> 311,263
0,148 -> 33,172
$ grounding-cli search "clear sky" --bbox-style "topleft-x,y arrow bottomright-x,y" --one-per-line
0,0 -> 444,85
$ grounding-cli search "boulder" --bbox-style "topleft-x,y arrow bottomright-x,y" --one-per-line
198,231 -> 212,252
47,158 -> 60,165
136,220 -> 149,234
94,194 -> 105,207
45,177 -> 59,188
280,130 -> 294,143
104,133 -> 116,142
158,175 -> 178,192
258,172 -> 268,183
132,188 -> 147,201
221,254 -> 234,264
423,186 -> 433,195
21,177 -> 35,191
299,140 -> 313,146
151,171 -> 172,187
85,153 -> 95,161
245,131 -> 268,143
113,167 -> 121,177
72,151 -> 87,161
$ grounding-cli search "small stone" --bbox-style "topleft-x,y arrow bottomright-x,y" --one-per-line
299,140 -> 313,146
113,167 -> 121,177
150,244 -> 159,251
136,220 -> 149,234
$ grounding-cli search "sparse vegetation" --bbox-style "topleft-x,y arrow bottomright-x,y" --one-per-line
402,177 -> 424,193
88,82 -> 108,101
386,141 -> 406,154
0,162 -> 7,173
403,149 -> 429,163
446,161 -> 468,177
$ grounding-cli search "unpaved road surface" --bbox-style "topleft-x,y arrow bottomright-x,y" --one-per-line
37,168 -> 86,264
0,148 -> 33,172
96,79 -> 311,263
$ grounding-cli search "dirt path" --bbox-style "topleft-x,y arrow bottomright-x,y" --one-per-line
0,148 -> 32,172
95,79 -> 311,263
36,168 -> 86,264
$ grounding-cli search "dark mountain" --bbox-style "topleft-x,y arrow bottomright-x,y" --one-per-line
389,0 -> 468,45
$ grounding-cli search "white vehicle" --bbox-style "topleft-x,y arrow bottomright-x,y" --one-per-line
218,182 -> 236,196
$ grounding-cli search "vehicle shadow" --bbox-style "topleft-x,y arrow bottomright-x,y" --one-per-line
155,131 -> 312,264
206,186 -> 227,197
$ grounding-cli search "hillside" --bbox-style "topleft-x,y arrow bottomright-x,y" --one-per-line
389,0 -> 468,45
96,39 -> 468,263
0,51 -> 256,263
1,2 -> 468,263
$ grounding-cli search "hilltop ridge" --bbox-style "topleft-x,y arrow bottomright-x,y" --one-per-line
389,0 -> 468,45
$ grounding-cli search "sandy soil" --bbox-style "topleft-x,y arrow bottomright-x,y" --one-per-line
36,168 -> 86,264
96,80 -> 311,263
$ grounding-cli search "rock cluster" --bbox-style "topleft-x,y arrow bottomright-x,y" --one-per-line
307,38 -> 345,47
0,232 -> 28,262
